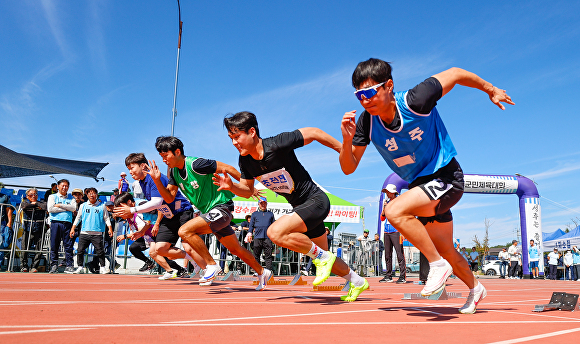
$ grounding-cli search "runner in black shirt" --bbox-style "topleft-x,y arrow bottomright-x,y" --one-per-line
213,111 -> 369,302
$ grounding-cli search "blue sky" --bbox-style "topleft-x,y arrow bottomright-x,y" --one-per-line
1,1 -> 579,247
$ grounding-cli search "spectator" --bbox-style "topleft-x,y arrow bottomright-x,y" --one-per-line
70,188 -> 113,274
379,184 -> 406,283
547,248 -> 559,280
110,188 -> 119,203
101,201 -> 120,273
528,239 -> 540,279
43,183 -> 57,202
507,240 -> 520,279
20,188 -> 47,273
47,179 -> 77,273
118,172 -> 131,193
357,229 -> 373,276
419,252 -> 429,285
373,233 -> 385,278
564,250 -> 574,281
572,246 -> 580,281
326,227 -> 333,252
0,191 -> 14,264
460,247 -> 469,261
498,247 -> 509,279
469,247 -> 479,277
248,197 -> 275,271
238,214 -> 252,246
133,180 -> 144,199
336,243 -> 343,259
70,188 -> 85,240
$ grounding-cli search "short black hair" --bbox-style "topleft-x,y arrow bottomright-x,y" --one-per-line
155,136 -> 185,156
51,183 -> 57,187
352,58 -> 393,89
223,111 -> 260,138
114,192 -> 134,207
125,153 -> 147,167
85,187 -> 98,195
57,179 -> 69,186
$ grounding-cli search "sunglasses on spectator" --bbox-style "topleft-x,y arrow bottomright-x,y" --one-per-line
27,193 -> 38,197
354,82 -> 385,101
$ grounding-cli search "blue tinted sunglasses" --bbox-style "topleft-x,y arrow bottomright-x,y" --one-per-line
354,82 -> 385,101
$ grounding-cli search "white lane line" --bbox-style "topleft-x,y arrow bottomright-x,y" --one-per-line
403,307 -> 443,315
0,328 -> 93,335
486,309 -> 580,321
0,320 -> 579,330
487,326 -> 580,344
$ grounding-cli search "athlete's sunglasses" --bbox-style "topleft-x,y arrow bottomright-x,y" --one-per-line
354,82 -> 385,101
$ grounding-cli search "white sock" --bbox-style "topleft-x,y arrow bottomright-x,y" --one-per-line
184,253 -> 193,261
429,257 -> 446,268
306,243 -> 330,260
343,269 -> 365,287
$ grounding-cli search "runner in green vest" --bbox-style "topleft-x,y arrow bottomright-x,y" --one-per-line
146,136 -> 272,290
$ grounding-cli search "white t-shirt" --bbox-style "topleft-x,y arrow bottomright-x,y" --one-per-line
508,245 -> 520,262
548,252 -> 559,265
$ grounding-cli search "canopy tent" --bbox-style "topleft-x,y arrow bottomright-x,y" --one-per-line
543,226 -> 580,251
232,184 -> 361,227
542,228 -> 566,242
0,144 -> 108,181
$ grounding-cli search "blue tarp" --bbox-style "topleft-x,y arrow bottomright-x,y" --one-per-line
542,228 -> 566,241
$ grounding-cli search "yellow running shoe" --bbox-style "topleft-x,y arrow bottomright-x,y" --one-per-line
340,279 -> 369,302
312,252 -> 337,286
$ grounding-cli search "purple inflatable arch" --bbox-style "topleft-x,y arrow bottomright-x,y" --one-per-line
378,173 -> 542,278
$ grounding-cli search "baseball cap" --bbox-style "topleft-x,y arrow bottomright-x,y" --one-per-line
259,197 -> 267,203
363,229 -> 369,233
71,188 -> 83,195
120,172 -> 127,176
381,184 -> 398,194
112,188 -> 119,192
105,201 -> 114,206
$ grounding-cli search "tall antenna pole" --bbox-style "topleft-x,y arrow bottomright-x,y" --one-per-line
171,0 -> 183,136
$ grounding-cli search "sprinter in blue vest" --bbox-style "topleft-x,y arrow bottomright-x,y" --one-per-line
47,179 -> 78,273
340,58 -> 514,314
70,188 -> 113,274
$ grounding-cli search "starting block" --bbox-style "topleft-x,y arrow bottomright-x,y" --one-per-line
220,271 -> 239,281
533,292 -> 579,312
312,281 -> 351,292
402,286 -> 462,300
250,273 -> 307,286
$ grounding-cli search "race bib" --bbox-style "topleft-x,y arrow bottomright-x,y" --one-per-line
158,204 -> 174,219
206,208 -> 224,222
422,179 -> 453,201
257,168 -> 294,194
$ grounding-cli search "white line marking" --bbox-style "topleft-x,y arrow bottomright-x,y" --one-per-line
486,309 -> 580,321
0,328 -> 93,335
403,307 -> 443,316
487,326 -> 580,344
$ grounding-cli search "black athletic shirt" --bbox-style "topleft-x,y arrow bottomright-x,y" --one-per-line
167,158 -> 217,185
239,130 -> 320,207
353,77 -> 443,146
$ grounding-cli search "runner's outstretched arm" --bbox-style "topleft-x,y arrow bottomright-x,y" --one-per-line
298,127 -> 341,153
145,159 -> 179,204
212,173 -> 254,199
339,110 -> 367,175
432,67 -> 515,109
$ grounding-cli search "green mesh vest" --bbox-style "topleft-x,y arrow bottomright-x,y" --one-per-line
172,156 -> 234,214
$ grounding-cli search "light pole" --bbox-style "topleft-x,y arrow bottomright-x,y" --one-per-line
170,0 -> 183,136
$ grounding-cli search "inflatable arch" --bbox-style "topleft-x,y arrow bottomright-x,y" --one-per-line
377,173 -> 542,278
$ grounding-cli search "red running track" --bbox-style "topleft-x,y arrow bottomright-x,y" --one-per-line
0,273 -> 579,343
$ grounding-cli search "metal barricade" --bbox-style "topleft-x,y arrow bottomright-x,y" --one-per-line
1,203 -> 18,271
9,204 -> 50,272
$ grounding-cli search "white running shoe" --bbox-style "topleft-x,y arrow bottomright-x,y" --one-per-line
459,283 -> 487,314
256,268 -> 272,291
199,265 -> 221,285
99,266 -> 107,274
73,266 -> 84,274
158,270 -> 178,280
421,259 -> 453,296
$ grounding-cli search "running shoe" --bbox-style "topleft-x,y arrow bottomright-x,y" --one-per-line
255,268 -> 273,291
340,279 -> 369,302
379,276 -> 393,283
99,266 -> 107,274
49,265 -> 58,274
139,260 -> 156,272
64,266 -> 75,274
177,269 -> 190,278
199,265 -> 221,285
158,270 -> 178,280
72,266 -> 84,274
420,259 -> 452,297
21,267 -> 29,272
396,278 -> 406,284
30,268 -> 38,273
312,252 -> 337,286
459,283 -> 487,314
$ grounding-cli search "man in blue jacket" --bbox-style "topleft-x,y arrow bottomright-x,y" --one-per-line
248,197 -> 275,271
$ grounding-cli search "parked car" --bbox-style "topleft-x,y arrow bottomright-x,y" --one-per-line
482,260 -> 502,276
405,261 -> 420,273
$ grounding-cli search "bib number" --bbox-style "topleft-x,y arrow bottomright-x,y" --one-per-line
257,168 -> 294,194
158,204 -> 174,219
423,179 -> 453,201
206,209 -> 223,222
